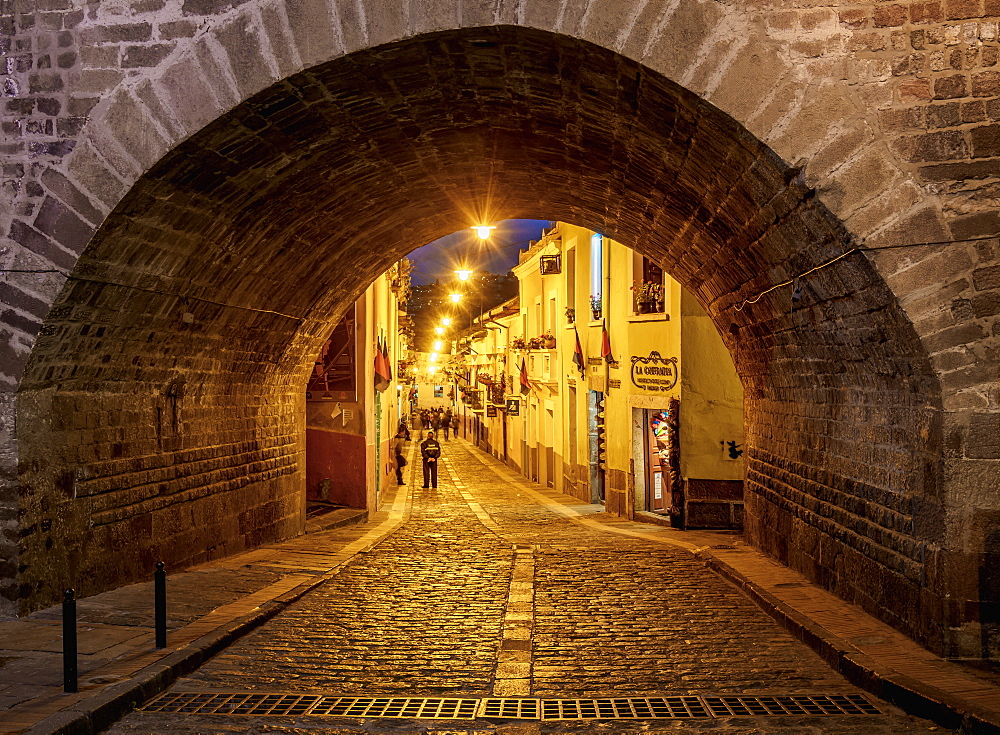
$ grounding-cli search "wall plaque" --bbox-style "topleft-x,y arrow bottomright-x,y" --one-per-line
608,379 -> 622,389
630,351 -> 678,392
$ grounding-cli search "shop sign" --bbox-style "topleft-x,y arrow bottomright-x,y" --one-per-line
486,405 -> 498,417
630,351 -> 678,392
505,398 -> 520,415
586,357 -> 603,366
608,379 -> 622,389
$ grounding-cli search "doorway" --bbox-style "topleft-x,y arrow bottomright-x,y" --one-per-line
588,390 -> 606,504
641,406 -> 680,521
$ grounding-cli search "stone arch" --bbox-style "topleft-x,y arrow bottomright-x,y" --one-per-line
9,25 -> 950,655
2,1 -> 998,657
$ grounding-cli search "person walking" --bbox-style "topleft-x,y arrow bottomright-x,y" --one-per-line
420,430 -> 442,488
393,428 -> 408,485
450,414 -> 459,439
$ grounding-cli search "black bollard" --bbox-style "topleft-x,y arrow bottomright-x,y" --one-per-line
154,561 -> 166,649
62,589 -> 77,693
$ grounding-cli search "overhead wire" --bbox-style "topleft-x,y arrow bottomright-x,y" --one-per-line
3,232 -> 989,320
730,234 -> 997,313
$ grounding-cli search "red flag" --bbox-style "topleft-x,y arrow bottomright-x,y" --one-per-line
601,324 -> 613,363
519,357 -> 530,394
374,337 -> 390,392
572,328 -> 585,374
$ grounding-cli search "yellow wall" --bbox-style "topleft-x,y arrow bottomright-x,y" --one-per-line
679,289 -> 745,481
451,222 -> 743,515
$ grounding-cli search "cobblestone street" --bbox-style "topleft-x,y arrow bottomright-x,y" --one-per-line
107,440 -> 950,734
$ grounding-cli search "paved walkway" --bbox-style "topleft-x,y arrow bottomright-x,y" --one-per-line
3,438 -> 998,733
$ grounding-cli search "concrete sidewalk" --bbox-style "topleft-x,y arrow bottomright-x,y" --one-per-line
2,436 -> 998,734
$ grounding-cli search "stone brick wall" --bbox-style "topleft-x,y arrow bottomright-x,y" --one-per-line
0,0 -> 996,656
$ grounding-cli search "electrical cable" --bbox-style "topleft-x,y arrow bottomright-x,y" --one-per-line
0,268 -> 303,321
4,231 -> 991,319
730,234 -> 998,313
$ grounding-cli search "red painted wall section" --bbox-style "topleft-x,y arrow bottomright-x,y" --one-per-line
305,429 -> 367,509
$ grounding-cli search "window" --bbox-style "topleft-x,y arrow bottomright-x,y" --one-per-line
590,234 -> 603,320
565,248 -> 576,323
632,253 -> 665,315
306,303 -> 357,401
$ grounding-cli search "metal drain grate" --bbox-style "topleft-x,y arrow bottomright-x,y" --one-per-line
479,698 -> 539,718
312,697 -> 480,719
539,696 -> 710,720
703,694 -> 882,717
144,692 -> 325,716
143,693 -> 479,719
143,692 -> 881,720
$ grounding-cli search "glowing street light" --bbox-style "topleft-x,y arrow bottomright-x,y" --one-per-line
471,225 -> 495,240
442,318 -> 452,326
429,353 -> 438,362
449,293 -> 462,303
434,326 -> 445,335
433,340 -> 443,351
455,269 -> 473,281
428,365 -> 438,374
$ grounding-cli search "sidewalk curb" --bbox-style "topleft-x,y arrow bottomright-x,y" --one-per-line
700,552 -> 1000,735
23,574 -> 329,735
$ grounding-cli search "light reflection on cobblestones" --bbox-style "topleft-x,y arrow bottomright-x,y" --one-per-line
107,442 -> 952,734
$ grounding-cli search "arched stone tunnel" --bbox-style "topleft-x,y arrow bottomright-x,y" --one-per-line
1,0 -> 998,660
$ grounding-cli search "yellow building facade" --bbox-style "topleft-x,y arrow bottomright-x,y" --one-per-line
457,223 -> 745,528
305,263 -> 409,511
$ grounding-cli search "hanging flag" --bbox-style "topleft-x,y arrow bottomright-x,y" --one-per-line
383,336 -> 393,382
572,328 -> 585,375
519,357 -> 530,394
601,323 -> 613,364
374,336 -> 390,392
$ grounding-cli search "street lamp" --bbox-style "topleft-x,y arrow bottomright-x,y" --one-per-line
433,340 -> 443,351
435,326 -> 445,335
471,225 -> 495,240
455,269 -> 473,281
442,318 -> 451,326
450,293 -> 462,303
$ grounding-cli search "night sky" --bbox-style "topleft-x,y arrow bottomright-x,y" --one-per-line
408,219 -> 550,285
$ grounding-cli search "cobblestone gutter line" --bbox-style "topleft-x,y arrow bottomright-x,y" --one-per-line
440,456 -> 536,698
459,440 -> 1000,735
494,547 -> 535,697
15,448 -> 418,735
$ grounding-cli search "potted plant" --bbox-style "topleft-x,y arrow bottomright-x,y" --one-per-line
632,281 -> 664,314
565,307 -> 575,324
589,295 -> 602,320
510,336 -> 526,350
649,281 -> 664,311
527,336 -> 543,350
541,331 -> 556,349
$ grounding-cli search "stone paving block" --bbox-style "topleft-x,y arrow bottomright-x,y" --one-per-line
100,441 -> 958,734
